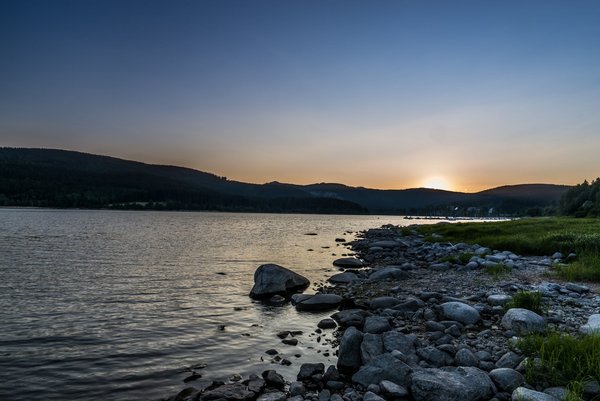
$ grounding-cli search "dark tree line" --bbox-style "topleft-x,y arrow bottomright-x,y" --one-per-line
560,178 -> 600,217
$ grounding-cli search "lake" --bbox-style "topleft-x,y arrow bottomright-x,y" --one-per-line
0,209 -> 452,401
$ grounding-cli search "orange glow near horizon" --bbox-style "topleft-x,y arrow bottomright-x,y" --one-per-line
420,176 -> 452,191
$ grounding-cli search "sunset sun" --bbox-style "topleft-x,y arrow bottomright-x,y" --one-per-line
422,176 -> 452,191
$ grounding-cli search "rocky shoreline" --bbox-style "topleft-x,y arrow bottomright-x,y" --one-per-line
163,224 -> 600,401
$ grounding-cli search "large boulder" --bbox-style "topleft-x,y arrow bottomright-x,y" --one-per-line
439,302 -> 481,325
501,308 -> 546,335
249,264 -> 309,299
295,294 -> 343,311
337,327 -> 364,372
352,352 -> 413,388
580,314 -> 600,334
411,367 -> 496,401
361,333 -> 384,364
333,257 -> 365,269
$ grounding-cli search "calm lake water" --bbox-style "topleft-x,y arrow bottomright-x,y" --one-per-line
0,209 -> 452,401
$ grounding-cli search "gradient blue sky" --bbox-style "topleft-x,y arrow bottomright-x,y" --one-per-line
2,0 -> 599,191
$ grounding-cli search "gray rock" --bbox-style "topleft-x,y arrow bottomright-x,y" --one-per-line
489,368 -> 525,393
202,383 -> 255,401
352,353 -> 413,388
262,370 -> 285,389
331,309 -> 372,328
439,302 -> 481,325
295,294 -> 343,312
369,266 -> 410,281
323,365 -> 340,382
318,318 -> 337,329
269,295 -> 287,305
361,333 -> 384,364
502,308 -> 546,335
584,380 -> 600,398
318,389 -> 331,401
297,363 -> 325,381
247,378 -> 265,393
287,396 -> 304,401
363,392 -> 386,401
333,258 -> 365,269
580,314 -> 600,334
393,298 -> 424,313
512,387 -> 558,401
174,387 -> 199,401
250,264 -> 310,299
337,327 -> 364,372
566,282 -> 589,294
417,346 -> 453,368
487,294 -> 512,306
363,316 -> 392,334
466,261 -> 479,269
382,331 -> 417,353
552,252 -> 564,260
328,272 -> 360,284
370,296 -> 400,309
371,240 -> 400,248
411,367 -> 496,401
329,395 -> 344,401
543,387 -> 569,401
289,382 -> 305,397
257,392 -> 286,401
475,247 -> 491,255
495,352 -> 524,369
379,380 -> 409,398
455,348 -> 479,367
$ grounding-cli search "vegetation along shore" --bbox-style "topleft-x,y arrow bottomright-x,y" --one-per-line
162,217 -> 600,401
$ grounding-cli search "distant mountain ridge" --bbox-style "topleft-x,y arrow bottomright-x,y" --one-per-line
0,148 -> 571,215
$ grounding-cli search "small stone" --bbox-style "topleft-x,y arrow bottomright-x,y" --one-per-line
511,387 -> 558,401
297,363 -> 325,381
318,318 -> 337,329
455,348 -> 479,367
566,283 -> 589,294
496,352 -> 525,369
487,294 -> 512,306
257,391 -> 286,401
262,370 -> 285,389
379,380 -> 409,398
282,338 -> 298,346
266,349 -> 279,355
363,391 -> 386,401
489,368 -> 525,393
363,316 -> 392,334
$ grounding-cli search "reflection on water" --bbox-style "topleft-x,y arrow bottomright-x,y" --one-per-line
0,209 -> 451,401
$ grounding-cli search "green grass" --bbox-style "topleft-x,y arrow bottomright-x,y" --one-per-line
517,333 -> 600,389
438,252 -> 475,264
504,291 -> 544,315
484,263 -> 512,279
418,217 -> 600,281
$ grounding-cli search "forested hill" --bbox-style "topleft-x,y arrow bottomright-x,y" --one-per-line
0,148 -> 366,213
0,148 -> 571,215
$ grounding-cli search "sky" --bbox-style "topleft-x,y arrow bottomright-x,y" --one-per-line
1,0 -> 600,192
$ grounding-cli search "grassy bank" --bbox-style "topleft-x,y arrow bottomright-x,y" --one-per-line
417,217 -> 600,281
